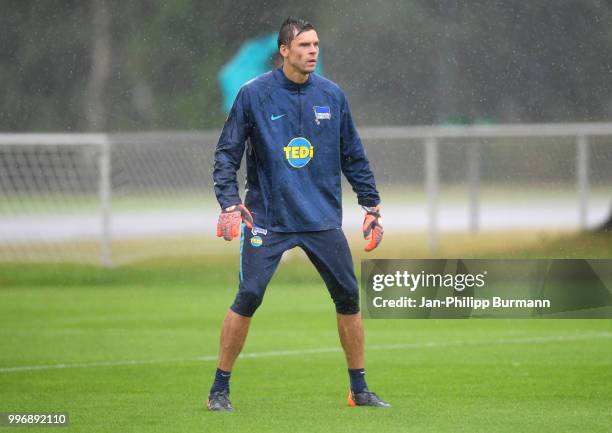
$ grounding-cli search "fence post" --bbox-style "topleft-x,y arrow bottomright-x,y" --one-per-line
425,136 -> 439,253
99,135 -> 112,267
576,135 -> 589,230
467,141 -> 481,233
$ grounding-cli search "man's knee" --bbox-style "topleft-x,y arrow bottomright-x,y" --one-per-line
231,291 -> 263,317
333,293 -> 360,315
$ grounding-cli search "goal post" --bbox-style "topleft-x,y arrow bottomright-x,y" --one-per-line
0,132 -> 217,266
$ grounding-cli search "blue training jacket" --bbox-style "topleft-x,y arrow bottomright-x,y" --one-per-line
213,68 -> 380,232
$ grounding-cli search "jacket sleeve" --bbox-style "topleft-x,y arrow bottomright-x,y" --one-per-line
340,94 -> 381,207
213,86 -> 252,209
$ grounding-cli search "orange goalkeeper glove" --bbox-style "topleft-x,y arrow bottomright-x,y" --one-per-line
362,205 -> 383,252
216,204 -> 254,241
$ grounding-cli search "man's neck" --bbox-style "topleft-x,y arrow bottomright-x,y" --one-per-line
282,63 -> 309,84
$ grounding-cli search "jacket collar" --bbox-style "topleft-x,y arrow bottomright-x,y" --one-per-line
274,67 -> 314,90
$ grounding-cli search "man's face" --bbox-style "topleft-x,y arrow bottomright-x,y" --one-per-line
280,29 -> 319,74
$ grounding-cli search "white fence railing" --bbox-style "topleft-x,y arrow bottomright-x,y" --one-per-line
357,122 -> 612,251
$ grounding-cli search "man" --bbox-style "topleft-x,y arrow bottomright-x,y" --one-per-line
208,17 -> 388,411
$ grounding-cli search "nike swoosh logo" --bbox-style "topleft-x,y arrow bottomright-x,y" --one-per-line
270,114 -> 286,121
220,374 -> 231,377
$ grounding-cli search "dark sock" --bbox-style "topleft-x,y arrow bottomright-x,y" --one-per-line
210,368 -> 231,394
348,368 -> 368,393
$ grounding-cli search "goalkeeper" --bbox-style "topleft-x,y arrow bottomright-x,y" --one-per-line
207,17 -> 388,411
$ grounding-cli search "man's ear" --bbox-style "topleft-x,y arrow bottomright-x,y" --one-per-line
279,44 -> 289,58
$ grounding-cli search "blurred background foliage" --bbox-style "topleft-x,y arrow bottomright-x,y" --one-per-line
1,0 -> 612,132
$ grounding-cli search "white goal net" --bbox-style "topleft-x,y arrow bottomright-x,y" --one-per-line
0,132 -> 218,266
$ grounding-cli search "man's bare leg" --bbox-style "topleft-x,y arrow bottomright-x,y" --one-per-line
336,312 -> 364,369
337,312 -> 390,407
218,309 -> 251,371
207,309 -> 251,411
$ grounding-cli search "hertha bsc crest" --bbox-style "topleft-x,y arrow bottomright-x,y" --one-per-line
313,106 -> 331,125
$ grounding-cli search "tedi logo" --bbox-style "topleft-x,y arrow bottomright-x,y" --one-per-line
283,137 -> 314,168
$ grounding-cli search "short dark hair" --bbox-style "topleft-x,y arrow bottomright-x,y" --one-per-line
277,17 -> 315,49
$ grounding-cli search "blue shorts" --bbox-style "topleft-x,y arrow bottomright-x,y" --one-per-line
230,225 -> 360,317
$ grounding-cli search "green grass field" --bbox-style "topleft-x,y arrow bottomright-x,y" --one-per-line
1,233 -> 611,432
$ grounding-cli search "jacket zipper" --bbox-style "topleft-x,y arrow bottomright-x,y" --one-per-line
298,86 -> 302,135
